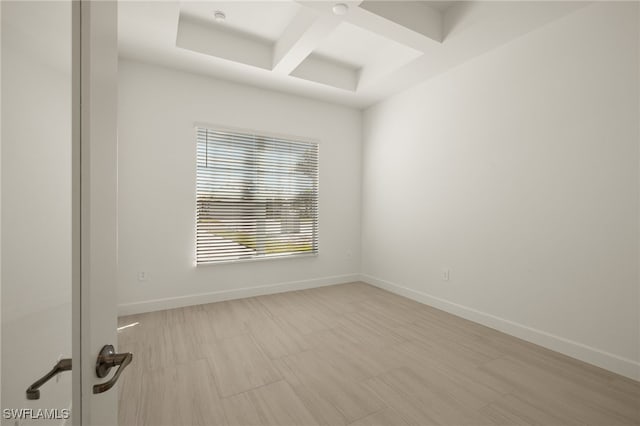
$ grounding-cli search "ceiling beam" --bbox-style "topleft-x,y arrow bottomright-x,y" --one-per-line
298,1 -> 441,53
272,7 -> 344,75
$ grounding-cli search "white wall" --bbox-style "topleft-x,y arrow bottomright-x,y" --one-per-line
361,2 -> 640,379
117,60 -> 362,314
1,1 -> 72,421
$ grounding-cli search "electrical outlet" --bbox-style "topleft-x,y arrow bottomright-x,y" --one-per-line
138,271 -> 148,282
442,269 -> 451,282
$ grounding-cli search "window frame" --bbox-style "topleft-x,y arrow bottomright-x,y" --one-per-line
194,123 -> 320,266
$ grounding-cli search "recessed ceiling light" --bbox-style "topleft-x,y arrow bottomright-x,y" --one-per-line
332,3 -> 349,15
213,10 -> 226,22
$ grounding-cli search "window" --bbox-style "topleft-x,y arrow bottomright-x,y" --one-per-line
196,127 -> 319,264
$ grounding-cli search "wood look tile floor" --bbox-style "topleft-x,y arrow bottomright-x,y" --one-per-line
117,282 -> 640,426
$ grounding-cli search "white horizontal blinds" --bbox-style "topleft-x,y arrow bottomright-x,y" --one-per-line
196,127 -> 319,264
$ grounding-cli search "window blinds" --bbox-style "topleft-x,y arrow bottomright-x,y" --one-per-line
196,127 -> 319,264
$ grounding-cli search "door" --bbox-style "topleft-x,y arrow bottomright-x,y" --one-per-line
1,1 -> 120,425
78,1 -> 120,425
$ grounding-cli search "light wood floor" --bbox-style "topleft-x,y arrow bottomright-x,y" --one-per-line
117,282 -> 640,426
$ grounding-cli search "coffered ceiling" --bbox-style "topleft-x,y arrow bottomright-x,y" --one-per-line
118,1 -> 589,108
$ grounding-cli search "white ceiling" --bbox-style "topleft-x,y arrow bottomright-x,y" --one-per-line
179,1 -> 301,41
118,1 -> 590,109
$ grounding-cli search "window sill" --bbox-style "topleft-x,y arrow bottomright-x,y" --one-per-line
195,252 -> 319,267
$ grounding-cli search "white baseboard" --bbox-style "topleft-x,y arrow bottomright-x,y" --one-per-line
118,273 -> 360,316
360,274 -> 640,381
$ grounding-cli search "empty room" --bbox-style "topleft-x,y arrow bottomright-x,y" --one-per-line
1,1 -> 639,425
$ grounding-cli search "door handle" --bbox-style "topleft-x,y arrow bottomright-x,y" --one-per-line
93,344 -> 133,394
26,358 -> 72,400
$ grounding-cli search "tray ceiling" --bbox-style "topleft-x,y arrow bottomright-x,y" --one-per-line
118,1 -> 589,108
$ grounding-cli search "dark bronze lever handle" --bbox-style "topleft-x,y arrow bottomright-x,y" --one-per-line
26,358 -> 72,400
93,345 -> 133,394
